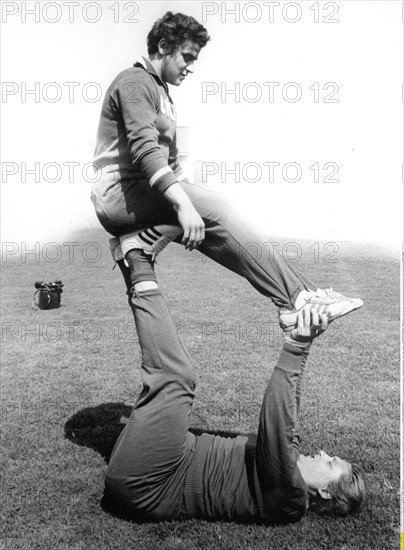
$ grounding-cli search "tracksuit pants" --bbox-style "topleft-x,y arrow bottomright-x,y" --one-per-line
91,174 -> 315,309
102,288 -> 198,520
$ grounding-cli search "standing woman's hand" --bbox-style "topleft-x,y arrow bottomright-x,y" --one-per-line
162,182 -> 205,250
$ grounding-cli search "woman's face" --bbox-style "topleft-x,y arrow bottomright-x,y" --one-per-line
160,40 -> 201,86
297,450 -> 351,495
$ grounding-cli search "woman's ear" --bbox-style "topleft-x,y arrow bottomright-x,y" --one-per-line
318,486 -> 333,500
158,38 -> 168,55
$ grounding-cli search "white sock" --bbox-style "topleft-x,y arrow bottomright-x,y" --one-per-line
134,281 -> 158,292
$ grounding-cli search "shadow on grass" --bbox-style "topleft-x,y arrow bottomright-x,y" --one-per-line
64,403 -> 241,464
64,402 -> 133,462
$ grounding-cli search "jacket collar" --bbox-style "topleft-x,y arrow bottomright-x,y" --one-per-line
134,56 -> 168,92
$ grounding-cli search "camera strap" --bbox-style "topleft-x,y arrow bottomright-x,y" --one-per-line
32,289 -> 51,311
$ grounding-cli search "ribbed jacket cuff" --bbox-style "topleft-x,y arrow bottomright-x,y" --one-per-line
274,342 -> 310,374
283,338 -> 312,354
153,171 -> 177,194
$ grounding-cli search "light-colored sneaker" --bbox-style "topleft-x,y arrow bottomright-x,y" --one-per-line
279,288 -> 363,331
109,225 -> 182,263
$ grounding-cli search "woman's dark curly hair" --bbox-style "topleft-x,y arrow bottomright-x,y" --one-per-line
147,12 -> 210,55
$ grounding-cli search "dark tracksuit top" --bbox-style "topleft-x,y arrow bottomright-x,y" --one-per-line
103,288 -> 310,525
93,56 -> 184,195
181,343 -> 309,524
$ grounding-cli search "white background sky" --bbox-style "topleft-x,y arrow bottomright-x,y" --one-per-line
1,0 -> 402,246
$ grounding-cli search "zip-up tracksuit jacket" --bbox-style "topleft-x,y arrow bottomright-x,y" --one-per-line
93,56 -> 184,194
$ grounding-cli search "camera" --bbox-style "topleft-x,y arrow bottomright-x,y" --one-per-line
32,280 -> 64,310
34,280 -> 64,292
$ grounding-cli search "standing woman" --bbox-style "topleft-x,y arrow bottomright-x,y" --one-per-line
91,11 -> 362,329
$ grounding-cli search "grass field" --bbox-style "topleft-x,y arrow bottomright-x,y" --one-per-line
1,228 -> 400,550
